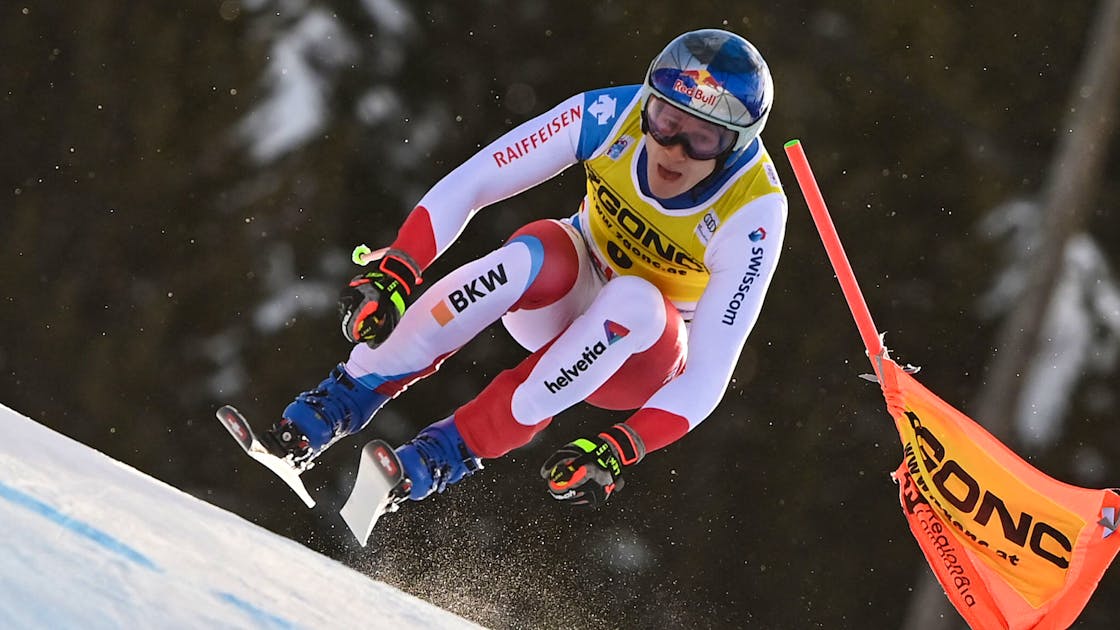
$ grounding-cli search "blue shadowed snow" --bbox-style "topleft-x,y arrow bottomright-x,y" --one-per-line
0,402 -> 483,630
0,481 -> 161,572
215,592 -> 302,630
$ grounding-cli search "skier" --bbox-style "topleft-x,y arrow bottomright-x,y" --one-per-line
263,28 -> 787,508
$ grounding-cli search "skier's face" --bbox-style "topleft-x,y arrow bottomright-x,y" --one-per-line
644,136 -> 718,199
642,96 -> 731,199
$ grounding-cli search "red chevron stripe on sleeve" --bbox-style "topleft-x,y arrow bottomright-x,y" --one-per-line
389,205 -> 438,270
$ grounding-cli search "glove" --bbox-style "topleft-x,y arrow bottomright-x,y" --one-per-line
338,247 -> 422,346
540,424 -> 646,508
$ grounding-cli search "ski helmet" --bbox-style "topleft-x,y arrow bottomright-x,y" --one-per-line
642,29 -> 773,157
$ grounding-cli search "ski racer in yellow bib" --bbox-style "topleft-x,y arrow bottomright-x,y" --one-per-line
580,94 -> 782,308
263,29 -> 788,510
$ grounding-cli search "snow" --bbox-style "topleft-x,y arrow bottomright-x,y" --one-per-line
359,0 -> 414,35
1017,235 -> 1120,446
979,200 -> 1120,448
238,9 -> 358,163
0,403 -> 482,630
252,243 -> 339,334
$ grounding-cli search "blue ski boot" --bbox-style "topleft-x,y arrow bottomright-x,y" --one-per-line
263,363 -> 389,469
395,417 -> 483,501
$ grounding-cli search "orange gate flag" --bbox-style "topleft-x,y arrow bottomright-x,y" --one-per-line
882,356 -> 1120,628
783,139 -> 1120,629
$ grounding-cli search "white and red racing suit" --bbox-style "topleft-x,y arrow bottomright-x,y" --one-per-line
344,85 -> 787,459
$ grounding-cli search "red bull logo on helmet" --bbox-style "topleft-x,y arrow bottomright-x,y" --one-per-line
673,69 -> 722,107
681,69 -> 722,89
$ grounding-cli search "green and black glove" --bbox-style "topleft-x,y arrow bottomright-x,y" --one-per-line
338,247 -> 422,346
540,424 -> 646,508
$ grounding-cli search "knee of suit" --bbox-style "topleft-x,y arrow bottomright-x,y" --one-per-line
596,275 -> 670,347
506,219 -> 581,312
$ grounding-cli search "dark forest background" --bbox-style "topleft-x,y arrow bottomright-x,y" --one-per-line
3,1 -> 1119,628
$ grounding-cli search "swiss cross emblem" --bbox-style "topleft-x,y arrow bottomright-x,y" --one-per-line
375,445 -> 399,476
223,416 -> 249,442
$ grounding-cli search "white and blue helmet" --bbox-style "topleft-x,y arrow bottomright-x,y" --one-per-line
642,29 -> 773,156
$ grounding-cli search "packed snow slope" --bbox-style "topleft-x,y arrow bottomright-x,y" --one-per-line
0,403 -> 482,630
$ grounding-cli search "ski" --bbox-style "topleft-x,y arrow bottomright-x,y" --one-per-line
215,405 -> 316,508
340,440 -> 408,546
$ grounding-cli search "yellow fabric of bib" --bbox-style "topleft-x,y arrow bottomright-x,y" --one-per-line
581,105 -> 781,305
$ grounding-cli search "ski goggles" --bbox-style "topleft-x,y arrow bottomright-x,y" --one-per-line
642,94 -> 738,160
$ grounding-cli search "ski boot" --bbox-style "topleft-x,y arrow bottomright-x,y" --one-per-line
394,417 -> 483,501
262,363 -> 388,470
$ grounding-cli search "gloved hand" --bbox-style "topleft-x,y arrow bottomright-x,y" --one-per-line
338,247 -> 422,346
540,424 -> 646,508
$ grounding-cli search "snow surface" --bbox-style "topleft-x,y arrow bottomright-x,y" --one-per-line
0,403 -> 482,630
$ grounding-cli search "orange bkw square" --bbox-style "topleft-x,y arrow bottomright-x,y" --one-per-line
430,301 -> 454,326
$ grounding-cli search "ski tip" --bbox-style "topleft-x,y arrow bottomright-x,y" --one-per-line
216,405 -> 254,450
783,138 -> 801,149
216,404 -> 240,419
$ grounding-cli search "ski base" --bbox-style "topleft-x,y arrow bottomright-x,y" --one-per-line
340,440 -> 407,546
215,405 -> 316,508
